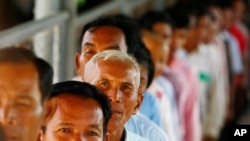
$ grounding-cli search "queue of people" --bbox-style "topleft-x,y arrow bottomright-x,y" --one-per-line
0,0 -> 249,141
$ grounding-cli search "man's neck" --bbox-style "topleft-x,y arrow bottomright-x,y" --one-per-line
108,127 -> 125,141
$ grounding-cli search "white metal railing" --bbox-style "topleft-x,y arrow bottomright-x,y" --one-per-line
74,1 -> 120,27
0,11 -> 69,48
0,0 -> 161,82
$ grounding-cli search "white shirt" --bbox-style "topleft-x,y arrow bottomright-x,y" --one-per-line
147,76 -> 181,141
186,44 -> 227,138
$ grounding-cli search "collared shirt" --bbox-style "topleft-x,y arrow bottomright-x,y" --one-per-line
147,76 -> 181,141
139,91 -> 162,127
176,47 -> 189,60
168,56 -> 201,141
124,128 -> 150,141
229,22 -> 248,55
220,30 -> 243,75
186,43 -> 227,138
126,112 -> 169,141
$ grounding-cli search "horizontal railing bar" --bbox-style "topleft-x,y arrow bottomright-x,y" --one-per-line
127,0 -> 148,9
0,11 -> 69,48
74,1 -> 120,27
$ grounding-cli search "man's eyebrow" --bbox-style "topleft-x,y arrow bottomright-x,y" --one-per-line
106,45 -> 120,50
16,95 -> 34,100
122,82 -> 134,88
58,122 -> 75,126
83,42 -> 95,47
89,124 -> 102,133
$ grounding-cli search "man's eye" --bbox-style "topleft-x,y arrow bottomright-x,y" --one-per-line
87,131 -> 99,136
15,100 -> 32,108
121,85 -> 132,92
84,50 -> 96,56
86,51 -> 94,54
99,81 -> 109,89
58,128 -> 72,133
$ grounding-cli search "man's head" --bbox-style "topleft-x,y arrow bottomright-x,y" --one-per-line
142,31 -> 169,78
75,15 -> 141,78
39,81 -> 112,141
169,8 -> 191,55
195,8 -> 215,43
139,10 -> 173,45
83,50 -> 141,133
0,47 -> 53,141
231,0 -> 246,21
138,10 -> 174,64
184,8 -> 214,52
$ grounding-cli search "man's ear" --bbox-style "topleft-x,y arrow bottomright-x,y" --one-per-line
75,53 -> 81,75
37,130 -> 44,141
104,133 -> 109,141
132,94 -> 144,115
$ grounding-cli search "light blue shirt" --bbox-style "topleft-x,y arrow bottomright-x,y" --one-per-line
125,112 -> 169,141
139,91 -> 162,127
220,30 -> 243,74
156,75 -> 181,141
125,129 -> 150,141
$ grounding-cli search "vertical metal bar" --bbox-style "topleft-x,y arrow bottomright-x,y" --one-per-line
118,0 -> 131,15
33,0 -> 61,82
60,0 -> 77,81
54,22 -> 67,82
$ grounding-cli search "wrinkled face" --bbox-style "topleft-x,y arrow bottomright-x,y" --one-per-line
138,63 -> 149,95
0,62 -> 43,141
152,22 -> 172,45
40,94 -> 104,141
76,26 -> 127,78
84,60 -> 140,133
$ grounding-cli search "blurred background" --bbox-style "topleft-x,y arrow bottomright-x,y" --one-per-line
0,0 -> 173,82
0,0 -> 249,82
0,0 -> 250,140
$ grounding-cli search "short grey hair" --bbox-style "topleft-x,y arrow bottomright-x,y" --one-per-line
84,50 -> 140,89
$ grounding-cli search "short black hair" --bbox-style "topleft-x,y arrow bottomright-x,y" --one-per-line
217,0 -> 232,9
167,5 -> 191,29
0,47 -> 53,103
134,43 -> 155,88
79,15 -> 141,55
196,7 -> 216,23
50,81 -> 112,135
138,10 -> 174,31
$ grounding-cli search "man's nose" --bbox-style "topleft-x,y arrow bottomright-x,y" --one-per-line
108,88 -> 122,103
71,134 -> 87,141
0,104 -> 16,125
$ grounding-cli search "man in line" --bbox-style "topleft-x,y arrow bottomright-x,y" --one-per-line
84,50 -> 149,141
75,15 -> 169,140
0,47 -> 53,141
139,10 -> 201,141
38,81 -> 112,141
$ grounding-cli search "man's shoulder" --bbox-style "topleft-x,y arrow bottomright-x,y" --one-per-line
126,113 -> 169,141
126,130 -> 150,141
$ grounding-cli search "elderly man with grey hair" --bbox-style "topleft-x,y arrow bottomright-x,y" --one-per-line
83,50 -> 149,141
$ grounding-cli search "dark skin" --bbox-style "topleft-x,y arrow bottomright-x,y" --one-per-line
0,124 -> 6,141
0,62 -> 43,141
